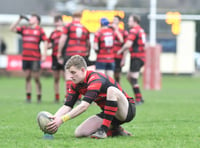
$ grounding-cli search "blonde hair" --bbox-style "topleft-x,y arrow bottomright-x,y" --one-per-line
65,55 -> 87,70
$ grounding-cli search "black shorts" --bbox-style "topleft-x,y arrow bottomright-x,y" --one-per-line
97,101 -> 136,126
130,57 -> 144,72
52,56 -> 64,71
114,58 -> 122,73
22,60 -> 40,72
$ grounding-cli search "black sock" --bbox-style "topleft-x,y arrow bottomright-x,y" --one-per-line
26,93 -> 31,100
133,86 -> 142,101
37,94 -> 41,101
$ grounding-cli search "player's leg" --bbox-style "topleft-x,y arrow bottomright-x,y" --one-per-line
52,56 -> 62,102
106,70 -> 114,78
91,86 -> 135,138
32,61 -> 41,103
114,58 -> 122,83
129,58 -> 144,104
24,69 -> 32,102
23,61 -> 32,102
53,70 -> 60,102
105,62 -> 115,78
75,115 -> 103,137
91,86 -> 131,139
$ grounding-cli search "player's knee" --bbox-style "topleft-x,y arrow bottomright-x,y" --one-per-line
107,86 -> 118,100
74,128 -> 81,138
26,75 -> 31,81
107,86 -> 116,94
34,77 -> 40,83
130,77 -> 138,85
74,126 -> 84,138
54,77 -> 59,83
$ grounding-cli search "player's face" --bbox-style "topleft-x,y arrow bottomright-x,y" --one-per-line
113,17 -> 119,25
128,16 -> 134,28
29,16 -> 38,25
67,66 -> 85,84
54,19 -> 63,27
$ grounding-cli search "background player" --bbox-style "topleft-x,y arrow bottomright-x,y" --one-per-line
111,15 -> 128,83
118,14 -> 146,105
48,15 -> 64,103
46,55 -> 136,139
10,14 -> 48,103
57,11 -> 90,100
93,17 -> 116,78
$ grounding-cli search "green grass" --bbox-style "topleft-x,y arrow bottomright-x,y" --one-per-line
0,75 -> 200,148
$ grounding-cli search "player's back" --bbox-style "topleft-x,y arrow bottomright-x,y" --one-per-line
95,27 -> 115,63
64,21 -> 89,56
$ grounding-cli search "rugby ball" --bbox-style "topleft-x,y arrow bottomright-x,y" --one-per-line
37,111 -> 55,134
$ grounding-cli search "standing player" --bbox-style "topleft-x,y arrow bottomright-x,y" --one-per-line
118,14 -> 146,105
93,17 -> 117,78
111,15 -> 128,83
10,14 -> 48,103
48,15 -> 64,103
57,11 -> 90,65
46,55 -> 136,139
57,11 -> 90,99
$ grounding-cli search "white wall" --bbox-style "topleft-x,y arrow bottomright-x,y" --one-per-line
161,21 -> 196,74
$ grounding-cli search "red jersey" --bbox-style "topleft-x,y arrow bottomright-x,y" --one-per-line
94,27 -> 115,63
63,20 -> 90,57
64,70 -> 134,110
113,29 -> 128,59
17,25 -> 48,61
128,25 -> 146,61
49,29 -> 63,56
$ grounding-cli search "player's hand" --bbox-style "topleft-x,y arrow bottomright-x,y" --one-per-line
41,55 -> 46,62
120,58 -> 125,67
19,15 -> 29,21
46,116 -> 62,134
117,49 -> 123,55
57,53 -> 63,64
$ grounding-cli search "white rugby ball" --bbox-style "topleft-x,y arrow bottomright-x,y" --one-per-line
37,111 -> 55,134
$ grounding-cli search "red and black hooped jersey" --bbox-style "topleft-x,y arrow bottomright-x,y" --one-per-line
63,21 -> 90,57
64,70 -> 134,110
128,25 -> 146,61
17,25 -> 48,61
113,29 -> 128,59
49,29 -> 63,56
94,27 -> 115,63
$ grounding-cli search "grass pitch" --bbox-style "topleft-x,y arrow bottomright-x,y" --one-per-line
0,75 -> 200,148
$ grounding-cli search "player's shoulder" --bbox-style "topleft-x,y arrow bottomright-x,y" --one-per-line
87,71 -> 102,83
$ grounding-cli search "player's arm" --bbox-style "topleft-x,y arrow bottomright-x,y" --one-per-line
54,105 -> 72,118
120,49 -> 129,67
117,40 -> 133,55
40,30 -> 49,62
9,16 -> 23,32
48,42 -> 52,49
48,34 -> 53,49
115,29 -> 123,43
57,34 -> 67,59
61,101 -> 90,122
93,42 -> 99,53
41,40 -> 48,62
